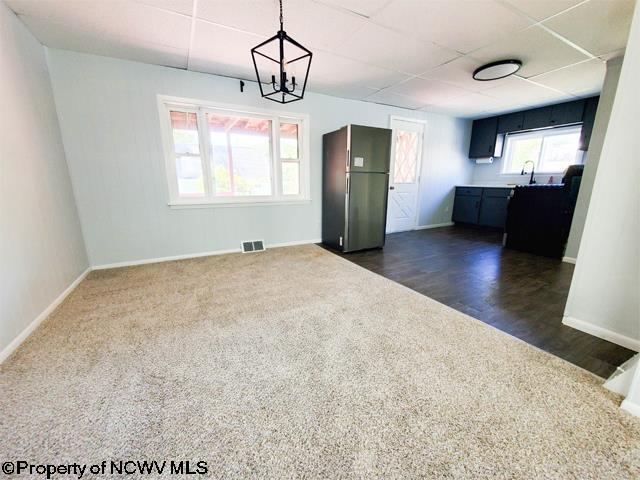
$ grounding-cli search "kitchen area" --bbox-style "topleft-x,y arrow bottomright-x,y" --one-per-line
317,89 -> 633,379
452,96 -> 599,259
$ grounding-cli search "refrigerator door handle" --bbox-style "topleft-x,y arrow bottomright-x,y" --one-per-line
346,176 -> 350,195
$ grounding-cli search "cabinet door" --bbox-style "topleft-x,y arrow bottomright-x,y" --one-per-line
478,196 -> 509,228
452,194 -> 481,224
579,96 -> 599,151
523,106 -> 552,130
497,112 -> 524,133
550,100 -> 585,126
469,117 -> 498,158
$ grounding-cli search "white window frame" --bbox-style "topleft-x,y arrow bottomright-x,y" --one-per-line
157,95 -> 311,208
500,125 -> 582,175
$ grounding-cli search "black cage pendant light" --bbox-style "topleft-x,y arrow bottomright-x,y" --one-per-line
251,0 -> 312,104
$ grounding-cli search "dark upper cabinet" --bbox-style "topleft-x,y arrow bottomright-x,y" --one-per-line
468,96 -> 600,159
579,96 -> 600,151
550,100 -> 585,126
497,112 -> 524,133
469,117 -> 498,158
523,106 -> 553,130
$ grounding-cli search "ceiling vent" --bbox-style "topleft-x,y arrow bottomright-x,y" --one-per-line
241,240 -> 265,253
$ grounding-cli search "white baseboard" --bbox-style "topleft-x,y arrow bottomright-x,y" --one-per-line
0,267 -> 91,364
604,354 -> 639,396
92,238 -> 322,270
413,222 -> 455,230
621,398 -> 640,417
269,238 -> 322,249
562,256 -> 577,264
563,316 -> 640,352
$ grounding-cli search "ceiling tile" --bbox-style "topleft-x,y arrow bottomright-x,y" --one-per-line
419,56 -> 519,92
307,82 -> 379,100
543,0 -> 635,56
189,20 -> 261,79
428,91 -> 508,109
422,103 -> 491,119
530,59 -> 605,96
502,0 -> 583,21
372,0 -> 533,54
470,25 -> 590,78
313,0 -> 392,17
7,0 -> 192,50
18,14 -> 188,68
387,77 -> 470,104
481,76 -> 572,108
133,0 -> 194,16
196,0 -> 278,37
311,51 -> 407,90
363,90 -> 425,109
339,22 -> 458,75
197,0 -> 367,52
285,1 -> 369,51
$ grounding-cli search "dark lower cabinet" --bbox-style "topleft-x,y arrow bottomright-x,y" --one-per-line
478,191 -> 510,228
452,194 -> 481,224
453,187 -> 512,229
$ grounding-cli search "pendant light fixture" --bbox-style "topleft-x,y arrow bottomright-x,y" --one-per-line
251,0 -> 312,104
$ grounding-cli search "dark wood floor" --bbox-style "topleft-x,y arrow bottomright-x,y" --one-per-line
324,225 -> 635,378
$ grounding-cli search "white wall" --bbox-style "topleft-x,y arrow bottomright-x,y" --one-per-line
0,3 -> 88,356
471,156 -> 560,187
562,2 -> 640,352
564,57 -> 623,260
419,116 -> 472,226
46,48 -> 473,267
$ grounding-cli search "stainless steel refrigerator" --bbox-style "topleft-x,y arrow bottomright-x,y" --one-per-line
322,124 -> 392,252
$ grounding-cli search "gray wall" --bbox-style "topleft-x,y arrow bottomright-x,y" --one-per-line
419,117 -> 472,226
564,57 -> 623,259
563,2 -> 640,352
46,48 -> 473,267
0,3 -> 88,355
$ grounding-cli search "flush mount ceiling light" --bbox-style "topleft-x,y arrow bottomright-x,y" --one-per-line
473,59 -> 522,81
251,0 -> 312,104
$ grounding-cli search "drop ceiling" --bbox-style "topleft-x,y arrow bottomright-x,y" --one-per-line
6,0 -> 636,118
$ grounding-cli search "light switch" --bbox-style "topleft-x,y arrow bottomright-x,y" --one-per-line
354,157 -> 364,167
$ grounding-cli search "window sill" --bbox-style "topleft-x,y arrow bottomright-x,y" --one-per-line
168,199 -> 311,209
499,172 -> 566,176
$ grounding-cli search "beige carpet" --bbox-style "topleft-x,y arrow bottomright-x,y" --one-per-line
1,244 -> 638,478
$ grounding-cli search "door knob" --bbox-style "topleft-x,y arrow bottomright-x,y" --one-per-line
389,186 -> 395,190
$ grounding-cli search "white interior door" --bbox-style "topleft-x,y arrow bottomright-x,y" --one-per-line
386,118 -> 425,233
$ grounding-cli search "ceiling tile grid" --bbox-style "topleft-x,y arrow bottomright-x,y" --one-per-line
5,0 -> 636,118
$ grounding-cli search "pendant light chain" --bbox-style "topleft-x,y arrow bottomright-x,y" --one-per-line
279,0 -> 284,31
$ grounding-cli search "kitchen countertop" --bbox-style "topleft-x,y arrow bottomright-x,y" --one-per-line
456,184 -> 518,189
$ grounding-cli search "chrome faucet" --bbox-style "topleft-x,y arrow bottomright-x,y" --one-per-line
521,160 -> 536,185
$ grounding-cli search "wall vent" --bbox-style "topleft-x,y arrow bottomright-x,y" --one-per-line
241,240 -> 265,253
